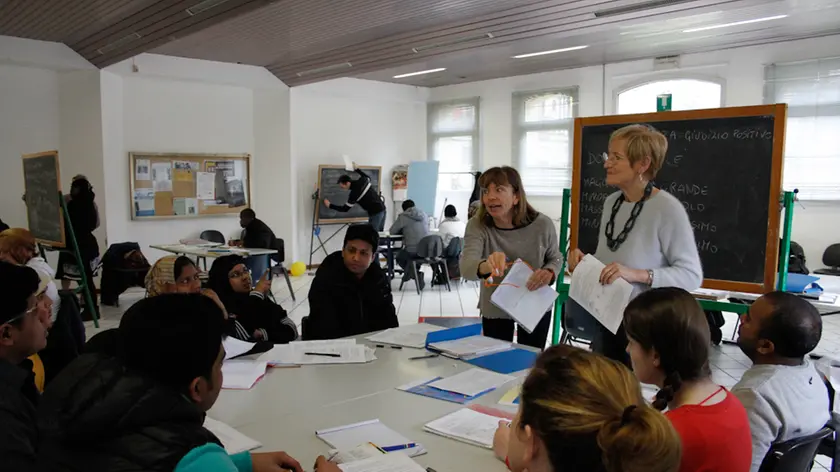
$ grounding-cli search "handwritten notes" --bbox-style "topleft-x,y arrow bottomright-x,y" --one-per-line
569,255 -> 633,334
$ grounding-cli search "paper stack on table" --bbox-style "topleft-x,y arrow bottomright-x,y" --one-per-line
427,368 -> 515,397
221,360 -> 267,390
316,419 -> 426,458
424,408 -> 507,449
427,335 -> 512,359
203,417 -> 262,454
365,323 -> 445,349
223,337 -> 256,360
569,255 -> 634,335
258,339 -> 376,366
337,452 -> 426,472
490,259 -> 559,333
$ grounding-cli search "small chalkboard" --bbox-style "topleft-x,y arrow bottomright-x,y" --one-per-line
572,105 -> 786,293
22,151 -> 65,247
316,165 -> 382,224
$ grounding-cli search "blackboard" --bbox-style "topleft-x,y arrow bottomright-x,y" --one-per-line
571,105 -> 786,294
316,165 -> 382,224
22,151 -> 65,247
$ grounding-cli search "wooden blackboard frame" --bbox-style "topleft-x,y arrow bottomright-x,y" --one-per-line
315,165 -> 383,225
22,150 -> 65,247
129,152 -> 251,221
571,104 -> 787,294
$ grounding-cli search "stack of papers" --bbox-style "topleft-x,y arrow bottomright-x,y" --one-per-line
337,453 -> 426,472
327,443 -> 385,464
424,408 -> 507,449
223,337 -> 256,360
692,288 -> 730,301
316,419 -> 426,458
427,368 -> 515,397
428,335 -> 512,359
490,259 -> 559,333
569,255 -> 634,335
365,323 -> 445,349
258,340 -> 376,366
221,360 -> 267,389
203,417 -> 262,454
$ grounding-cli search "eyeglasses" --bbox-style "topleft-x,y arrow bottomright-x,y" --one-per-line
3,305 -> 38,326
228,269 -> 251,280
602,152 -> 626,163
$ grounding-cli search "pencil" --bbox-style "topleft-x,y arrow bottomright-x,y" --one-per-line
304,352 -> 341,358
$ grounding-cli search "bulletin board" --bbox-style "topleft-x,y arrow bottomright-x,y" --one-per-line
129,152 -> 251,220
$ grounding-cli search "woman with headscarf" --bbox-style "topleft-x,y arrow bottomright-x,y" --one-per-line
57,176 -> 101,315
207,255 -> 297,343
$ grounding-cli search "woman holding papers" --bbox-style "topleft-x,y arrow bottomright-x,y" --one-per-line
567,125 -> 702,362
492,345 -> 681,472
624,288 -> 751,472
208,255 -> 298,344
461,166 -> 562,349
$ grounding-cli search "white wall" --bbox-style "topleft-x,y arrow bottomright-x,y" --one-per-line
429,35 -> 840,267
290,78 -> 428,264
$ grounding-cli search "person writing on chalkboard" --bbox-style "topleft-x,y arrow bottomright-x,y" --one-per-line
460,166 -> 563,349
567,125 -> 702,363
57,176 -> 101,318
323,163 -> 387,231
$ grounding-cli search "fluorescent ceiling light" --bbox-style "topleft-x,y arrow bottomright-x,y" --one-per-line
393,68 -> 446,78
513,45 -> 588,59
683,15 -> 787,33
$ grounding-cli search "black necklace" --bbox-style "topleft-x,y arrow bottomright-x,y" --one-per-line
604,181 -> 654,251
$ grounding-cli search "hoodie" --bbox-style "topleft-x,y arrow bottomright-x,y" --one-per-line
388,207 -> 430,253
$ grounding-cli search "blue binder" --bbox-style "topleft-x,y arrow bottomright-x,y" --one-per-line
424,323 -> 538,374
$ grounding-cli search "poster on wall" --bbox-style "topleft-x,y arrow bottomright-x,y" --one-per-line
134,189 -> 155,217
196,172 -> 216,200
135,159 -> 151,181
392,165 -> 408,202
152,162 -> 172,192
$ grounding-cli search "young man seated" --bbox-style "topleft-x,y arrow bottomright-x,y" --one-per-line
36,293 -> 339,472
0,262 -> 48,471
389,199 -> 430,287
733,291 -> 830,472
304,224 -> 398,340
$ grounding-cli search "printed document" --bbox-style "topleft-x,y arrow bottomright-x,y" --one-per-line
258,340 -> 375,366
428,335 -> 511,358
424,408 -> 503,449
490,259 -> 559,333
569,255 -> 634,335
221,360 -> 267,390
365,323 -> 444,349
338,453 -> 425,472
428,368 -> 515,397
222,337 -> 255,360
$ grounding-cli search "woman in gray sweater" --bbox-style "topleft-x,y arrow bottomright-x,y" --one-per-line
568,124 -> 703,362
461,166 -> 562,349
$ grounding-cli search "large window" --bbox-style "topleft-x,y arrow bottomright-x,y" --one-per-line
512,88 -> 578,195
765,58 -> 840,201
616,78 -> 723,115
428,98 -> 480,220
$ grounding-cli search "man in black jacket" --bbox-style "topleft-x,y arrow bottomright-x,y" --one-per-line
304,224 -> 398,340
323,165 -> 387,231
0,262 -> 48,471
238,209 -> 279,284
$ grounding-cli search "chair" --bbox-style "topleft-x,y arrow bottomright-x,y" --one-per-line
197,230 -> 226,270
559,299 -> 600,346
818,412 -> 840,472
269,237 -> 295,302
815,243 -> 840,276
399,235 -> 451,295
759,426 -> 833,472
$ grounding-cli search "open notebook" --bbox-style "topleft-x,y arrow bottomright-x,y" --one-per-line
424,408 -> 508,449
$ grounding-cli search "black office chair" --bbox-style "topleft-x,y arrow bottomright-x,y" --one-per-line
197,230 -> 226,270
818,412 -> 840,472
399,235 -> 451,295
269,237 -> 295,302
559,298 -> 599,346
759,426 -> 833,472
816,243 -> 840,276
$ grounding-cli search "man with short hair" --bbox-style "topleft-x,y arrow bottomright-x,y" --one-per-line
304,224 -> 398,340
733,291 -> 830,472
238,208 -> 281,285
0,261 -> 49,471
390,199 -> 430,288
323,165 -> 386,231
36,294 -> 335,472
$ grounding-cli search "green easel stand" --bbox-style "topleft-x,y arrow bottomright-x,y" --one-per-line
59,191 -> 99,328
550,189 -> 796,346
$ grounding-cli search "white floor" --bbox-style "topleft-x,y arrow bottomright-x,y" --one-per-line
86,267 -> 839,471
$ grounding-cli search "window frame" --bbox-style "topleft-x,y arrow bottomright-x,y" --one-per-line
427,97 -> 481,174
613,74 -> 727,115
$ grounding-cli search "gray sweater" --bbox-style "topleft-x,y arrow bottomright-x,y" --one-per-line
461,213 -> 563,320
389,207 -> 429,253
732,361 -> 830,472
594,190 -> 703,297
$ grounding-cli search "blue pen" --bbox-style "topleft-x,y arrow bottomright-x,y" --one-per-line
380,443 -> 417,452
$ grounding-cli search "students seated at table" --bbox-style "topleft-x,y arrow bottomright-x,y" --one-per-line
207,255 -> 298,343
624,287 -> 752,472
146,255 -> 232,317
36,294 -> 314,472
0,262 -> 49,470
732,291 -> 830,472
389,199 -> 430,286
0,228 -> 61,322
492,344 -> 681,472
304,224 -> 398,340
236,208 -> 281,284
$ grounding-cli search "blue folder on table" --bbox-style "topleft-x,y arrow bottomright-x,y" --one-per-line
424,323 -> 538,375
399,377 -> 495,404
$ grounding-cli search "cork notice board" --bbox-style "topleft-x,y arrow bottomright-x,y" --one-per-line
129,152 -> 251,220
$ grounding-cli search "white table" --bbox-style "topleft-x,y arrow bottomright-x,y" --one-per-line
725,274 -> 840,316
209,333 -> 527,472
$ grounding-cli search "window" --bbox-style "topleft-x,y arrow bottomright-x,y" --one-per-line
616,78 -> 723,115
765,58 -> 840,200
428,98 -> 480,220
512,88 -> 578,195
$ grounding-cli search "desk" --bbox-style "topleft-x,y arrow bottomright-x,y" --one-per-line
209,333 -> 526,471
378,232 -> 403,280
151,244 -> 278,280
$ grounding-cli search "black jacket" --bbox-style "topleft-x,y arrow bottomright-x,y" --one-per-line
0,359 -> 39,471
241,218 -> 281,262
35,354 -> 220,472
304,251 -> 398,340
329,169 -> 385,215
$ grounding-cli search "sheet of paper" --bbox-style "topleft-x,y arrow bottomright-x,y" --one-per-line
135,158 -> 151,181
134,189 -> 154,217
258,340 -> 374,366
424,408 -> 502,449
317,419 -> 425,458
490,259 -> 559,333
428,368 -> 515,397
342,154 -> 354,171
223,337 -> 256,360
365,323 -> 445,349
203,417 -> 262,455
338,453 -> 425,472
196,172 -> 216,200
221,360 -> 267,389
327,443 -> 384,464
568,255 -> 634,335
429,335 -> 511,358
151,162 -> 172,192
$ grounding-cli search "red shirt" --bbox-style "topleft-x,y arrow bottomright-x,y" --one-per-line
665,389 -> 752,472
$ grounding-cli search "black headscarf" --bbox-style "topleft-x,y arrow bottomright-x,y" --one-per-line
207,255 -> 251,317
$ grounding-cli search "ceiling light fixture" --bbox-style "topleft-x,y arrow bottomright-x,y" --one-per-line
683,14 -> 788,33
513,45 -> 589,59
296,62 -> 352,77
97,32 -> 142,55
412,33 -> 494,53
186,0 -> 232,16
595,0 -> 696,18
393,68 -> 446,79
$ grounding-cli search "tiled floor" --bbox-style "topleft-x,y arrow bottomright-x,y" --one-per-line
85,266 -> 839,471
